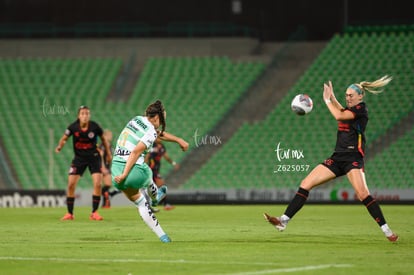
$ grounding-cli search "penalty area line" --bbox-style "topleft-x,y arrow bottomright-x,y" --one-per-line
221,264 -> 354,275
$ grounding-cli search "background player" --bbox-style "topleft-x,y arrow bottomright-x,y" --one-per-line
55,105 -> 112,221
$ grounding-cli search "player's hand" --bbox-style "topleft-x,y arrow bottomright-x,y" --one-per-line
55,146 -> 62,153
114,174 -> 126,184
329,81 -> 337,101
178,139 -> 189,151
323,80 -> 333,101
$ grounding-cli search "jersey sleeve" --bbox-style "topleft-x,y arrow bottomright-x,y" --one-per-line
350,103 -> 367,118
64,123 -> 74,136
94,122 -> 104,136
140,128 -> 157,149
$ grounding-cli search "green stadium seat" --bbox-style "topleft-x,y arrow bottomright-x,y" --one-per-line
0,58 -> 123,189
183,30 -> 414,190
0,56 -> 265,189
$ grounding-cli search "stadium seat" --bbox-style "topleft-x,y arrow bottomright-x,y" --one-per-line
0,56 -> 265,189
183,30 -> 414,190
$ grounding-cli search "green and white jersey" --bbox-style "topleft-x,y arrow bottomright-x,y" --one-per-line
113,116 -> 157,165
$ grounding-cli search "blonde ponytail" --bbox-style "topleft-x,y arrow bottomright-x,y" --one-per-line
358,75 -> 392,95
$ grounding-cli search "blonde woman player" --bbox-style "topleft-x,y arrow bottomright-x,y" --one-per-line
264,76 -> 399,242
111,100 -> 188,242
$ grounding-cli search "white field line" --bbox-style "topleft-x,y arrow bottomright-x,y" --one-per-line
0,257 -> 353,274
0,256 -> 322,266
222,264 -> 354,275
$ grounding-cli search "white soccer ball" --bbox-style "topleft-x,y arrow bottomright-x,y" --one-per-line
291,94 -> 313,115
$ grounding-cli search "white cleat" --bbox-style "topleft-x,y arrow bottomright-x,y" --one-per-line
264,213 -> 286,232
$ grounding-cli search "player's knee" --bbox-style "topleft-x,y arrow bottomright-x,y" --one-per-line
300,178 -> 315,190
94,181 -> 102,188
356,190 -> 370,201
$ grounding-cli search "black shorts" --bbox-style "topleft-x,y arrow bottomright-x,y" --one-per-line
321,152 -> 364,177
69,153 -> 102,176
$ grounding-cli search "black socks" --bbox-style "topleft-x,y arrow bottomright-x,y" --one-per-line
284,187 -> 309,218
363,195 -> 386,226
66,197 -> 75,214
92,195 -> 101,212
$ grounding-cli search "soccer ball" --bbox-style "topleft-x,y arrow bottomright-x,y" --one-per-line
291,94 -> 313,115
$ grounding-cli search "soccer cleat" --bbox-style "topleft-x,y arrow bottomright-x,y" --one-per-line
159,234 -> 172,243
61,213 -> 74,221
387,233 -> 399,242
164,204 -> 175,211
89,212 -> 103,221
263,213 -> 286,231
152,185 -> 168,207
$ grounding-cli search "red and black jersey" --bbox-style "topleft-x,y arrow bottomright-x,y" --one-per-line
334,102 -> 368,156
148,142 -> 166,173
65,120 -> 103,158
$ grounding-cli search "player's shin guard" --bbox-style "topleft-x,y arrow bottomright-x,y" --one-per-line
102,185 -> 110,195
135,196 -> 166,238
363,195 -> 386,226
284,187 -> 309,219
66,197 -> 75,214
92,195 -> 101,212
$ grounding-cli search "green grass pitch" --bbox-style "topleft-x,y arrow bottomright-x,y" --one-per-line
0,205 -> 412,274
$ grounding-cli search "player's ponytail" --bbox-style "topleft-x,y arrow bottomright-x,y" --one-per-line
145,100 -> 166,136
352,75 -> 392,95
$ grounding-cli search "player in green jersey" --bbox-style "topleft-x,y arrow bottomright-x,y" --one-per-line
111,100 -> 188,242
